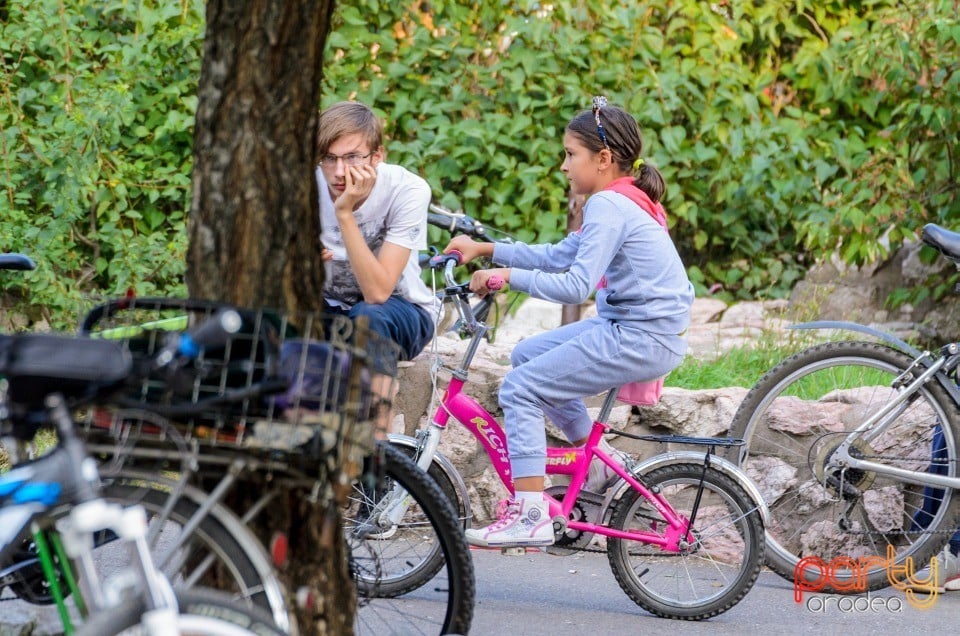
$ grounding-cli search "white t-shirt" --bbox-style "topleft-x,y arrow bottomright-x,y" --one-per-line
317,163 -> 441,324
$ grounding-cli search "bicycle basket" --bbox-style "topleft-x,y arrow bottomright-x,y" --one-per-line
78,297 -> 399,465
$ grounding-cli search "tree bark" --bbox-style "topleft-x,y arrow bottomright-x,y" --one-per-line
187,0 -> 329,313
186,2 -> 346,634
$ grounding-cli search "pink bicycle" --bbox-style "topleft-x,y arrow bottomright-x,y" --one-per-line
377,251 -> 768,620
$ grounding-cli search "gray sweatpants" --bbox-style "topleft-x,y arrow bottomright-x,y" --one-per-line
500,316 -> 686,479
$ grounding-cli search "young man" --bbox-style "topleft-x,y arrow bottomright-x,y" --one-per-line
315,101 -> 438,366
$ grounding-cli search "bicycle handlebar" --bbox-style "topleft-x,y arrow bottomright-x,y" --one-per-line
0,308 -> 263,426
427,203 -> 494,243
426,250 -> 504,292
158,309 -> 242,364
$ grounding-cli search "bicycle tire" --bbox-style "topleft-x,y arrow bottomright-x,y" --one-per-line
101,479 -> 287,623
356,440 -> 468,594
726,340 -> 960,591
5,478 -> 289,632
75,587 -> 285,636
607,462 -> 764,620
345,442 -> 474,636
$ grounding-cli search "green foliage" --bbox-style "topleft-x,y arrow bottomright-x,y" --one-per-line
0,0 -> 202,326
788,0 -> 960,264
1,1 -> 958,327
323,0 -> 959,302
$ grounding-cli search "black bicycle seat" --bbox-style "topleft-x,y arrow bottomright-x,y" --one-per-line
922,224 -> 960,262
0,253 -> 36,271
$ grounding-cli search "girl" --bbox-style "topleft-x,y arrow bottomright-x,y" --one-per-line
445,98 -> 694,548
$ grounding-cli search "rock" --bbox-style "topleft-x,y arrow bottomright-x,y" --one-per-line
789,238 -> 960,344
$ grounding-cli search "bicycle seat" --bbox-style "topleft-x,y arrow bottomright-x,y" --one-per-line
0,253 -> 36,271
922,224 -> 960,262
1,334 -> 133,407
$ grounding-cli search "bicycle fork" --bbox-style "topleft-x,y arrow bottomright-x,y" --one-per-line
363,428 -> 445,533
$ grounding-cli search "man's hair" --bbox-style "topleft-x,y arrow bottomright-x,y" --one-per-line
315,101 -> 383,156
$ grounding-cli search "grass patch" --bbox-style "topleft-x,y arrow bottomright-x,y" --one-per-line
666,329 -> 820,391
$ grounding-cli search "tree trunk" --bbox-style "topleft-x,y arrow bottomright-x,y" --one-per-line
187,0 -> 329,313
186,2 -> 347,634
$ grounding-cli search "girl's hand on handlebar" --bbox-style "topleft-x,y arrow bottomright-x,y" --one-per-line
444,235 -> 493,263
470,268 -> 509,297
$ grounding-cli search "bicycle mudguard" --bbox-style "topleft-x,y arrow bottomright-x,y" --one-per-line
604,451 -> 771,528
789,320 -> 923,358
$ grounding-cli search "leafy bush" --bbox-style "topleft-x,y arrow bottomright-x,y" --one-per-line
1,0 -> 958,327
0,0 -> 202,326
325,0 -> 959,301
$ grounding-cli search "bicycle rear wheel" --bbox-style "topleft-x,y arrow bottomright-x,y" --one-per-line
607,463 -> 764,620
727,341 -> 960,591
102,476 -> 288,625
4,477 -> 289,632
345,442 -> 474,636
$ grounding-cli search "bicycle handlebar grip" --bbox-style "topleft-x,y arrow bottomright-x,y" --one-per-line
428,250 -> 463,269
486,275 -> 505,291
177,309 -> 243,358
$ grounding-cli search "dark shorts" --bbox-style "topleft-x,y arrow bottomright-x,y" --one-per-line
324,295 -> 434,362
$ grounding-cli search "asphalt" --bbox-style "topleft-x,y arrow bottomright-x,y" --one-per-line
467,547 -> 959,636
4,547 -> 955,635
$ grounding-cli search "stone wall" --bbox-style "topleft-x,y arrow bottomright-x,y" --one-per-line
790,240 -> 960,345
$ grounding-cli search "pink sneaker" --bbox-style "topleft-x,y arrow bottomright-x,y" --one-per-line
465,498 -> 555,548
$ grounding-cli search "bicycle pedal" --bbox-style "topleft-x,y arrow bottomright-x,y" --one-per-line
500,546 -> 527,556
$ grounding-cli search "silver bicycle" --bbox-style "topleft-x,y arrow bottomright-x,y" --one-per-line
728,222 -> 960,592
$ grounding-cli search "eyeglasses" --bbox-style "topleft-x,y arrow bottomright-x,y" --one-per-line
318,151 -> 374,168
592,95 -> 610,149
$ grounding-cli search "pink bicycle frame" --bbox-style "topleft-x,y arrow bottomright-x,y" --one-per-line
432,377 -> 693,552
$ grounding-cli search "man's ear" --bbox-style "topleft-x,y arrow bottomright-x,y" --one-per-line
372,145 -> 386,166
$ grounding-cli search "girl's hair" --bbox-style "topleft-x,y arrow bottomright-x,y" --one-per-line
566,103 -> 666,203
315,101 -> 383,156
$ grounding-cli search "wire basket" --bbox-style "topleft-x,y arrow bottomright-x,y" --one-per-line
78,297 -> 399,468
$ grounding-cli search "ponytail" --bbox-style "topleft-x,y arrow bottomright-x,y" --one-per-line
633,163 -> 666,204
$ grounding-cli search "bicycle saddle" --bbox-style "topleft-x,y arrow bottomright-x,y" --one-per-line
922,223 -> 960,262
0,254 -> 35,271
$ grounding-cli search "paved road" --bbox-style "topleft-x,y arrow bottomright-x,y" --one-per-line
5,546 -> 955,635
468,548 -> 958,636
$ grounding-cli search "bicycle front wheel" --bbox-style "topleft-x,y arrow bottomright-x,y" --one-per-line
99,475 -> 289,630
607,463 -> 764,620
75,587 -> 285,636
727,341 -> 960,591
345,442 -> 474,636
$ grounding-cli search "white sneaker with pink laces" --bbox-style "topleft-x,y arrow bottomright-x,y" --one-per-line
465,498 -> 555,548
